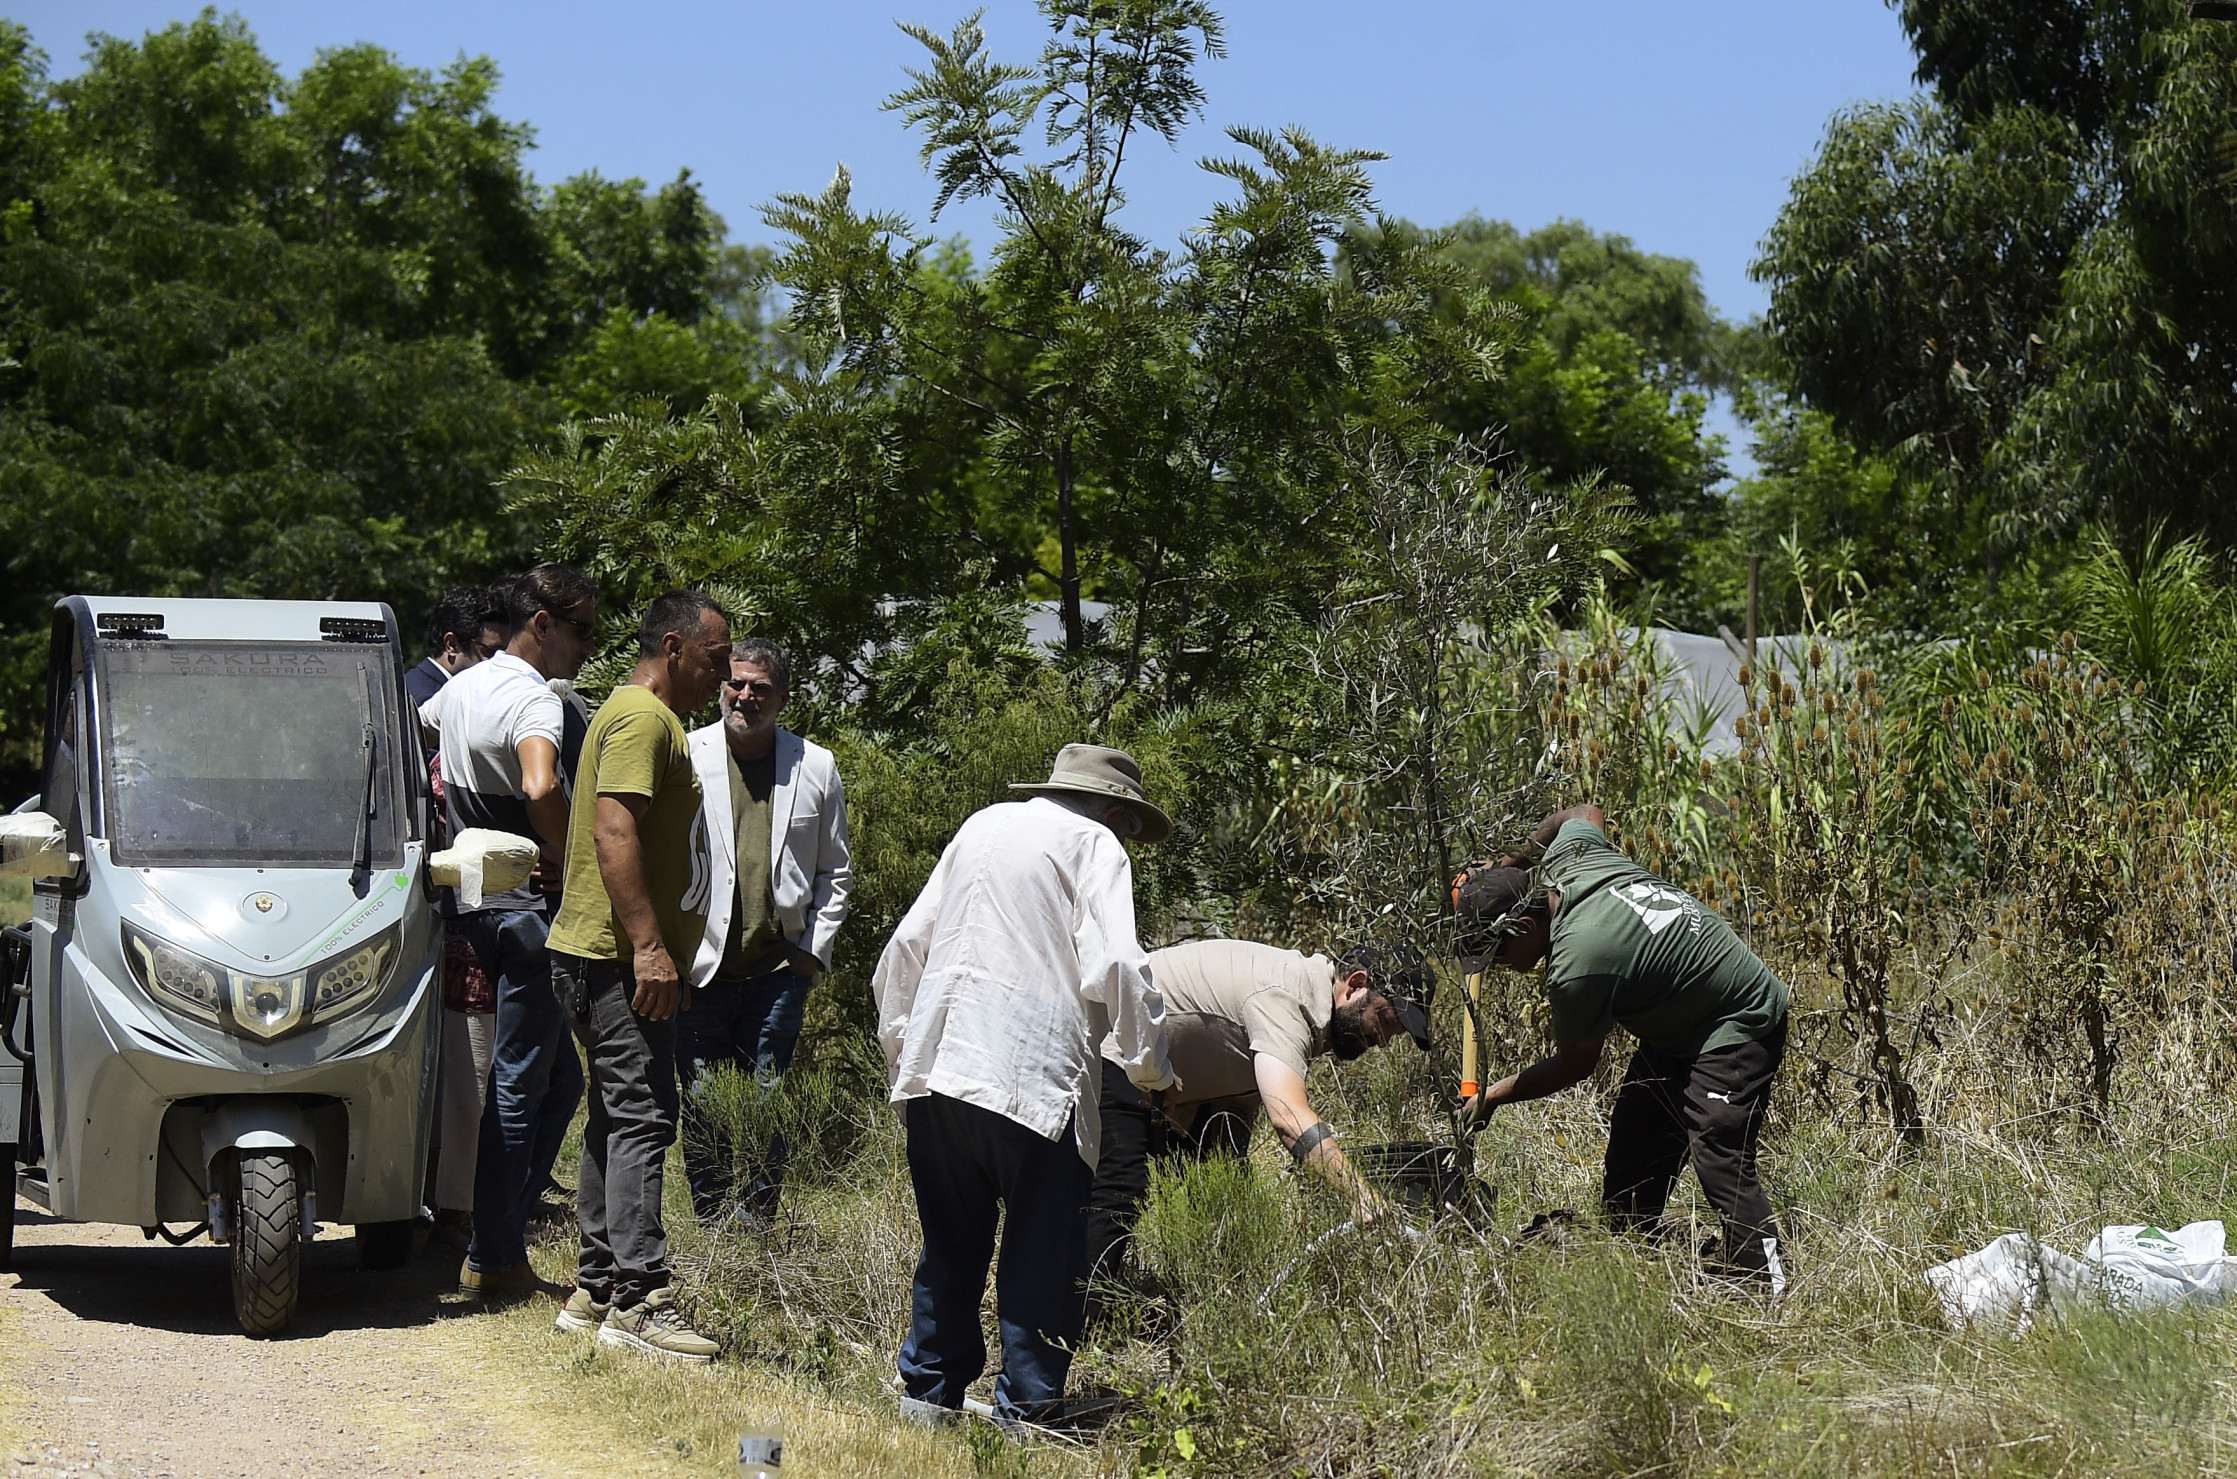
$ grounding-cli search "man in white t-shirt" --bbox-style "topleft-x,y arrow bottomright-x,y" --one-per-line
419,562 -> 599,1299
1084,939 -> 1433,1302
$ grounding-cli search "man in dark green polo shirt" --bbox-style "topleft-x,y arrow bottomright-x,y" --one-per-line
1454,803 -> 1789,1291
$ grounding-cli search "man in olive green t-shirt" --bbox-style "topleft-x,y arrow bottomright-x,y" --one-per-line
1453,803 -> 1790,1292
547,591 -> 732,1361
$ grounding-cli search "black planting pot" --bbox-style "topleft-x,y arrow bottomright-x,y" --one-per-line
1349,1140 -> 1494,1220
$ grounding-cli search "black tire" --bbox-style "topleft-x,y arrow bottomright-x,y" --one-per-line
230,1152 -> 301,1337
354,1219 -> 413,1271
0,1143 -> 14,1273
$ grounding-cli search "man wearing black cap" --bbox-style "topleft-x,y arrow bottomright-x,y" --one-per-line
1083,939 -> 1435,1303
1455,803 -> 1788,1292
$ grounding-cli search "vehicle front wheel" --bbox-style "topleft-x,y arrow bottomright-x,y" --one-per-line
230,1152 -> 301,1337
355,1218 -> 413,1271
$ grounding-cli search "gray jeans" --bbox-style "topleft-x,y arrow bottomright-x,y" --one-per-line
553,952 -> 679,1309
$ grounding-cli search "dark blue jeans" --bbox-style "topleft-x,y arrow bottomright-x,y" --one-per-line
897,1093 -> 1093,1422
458,908 -> 583,1270
676,968 -> 809,1221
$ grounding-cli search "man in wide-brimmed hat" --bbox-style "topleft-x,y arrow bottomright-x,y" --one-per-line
874,743 -> 1178,1428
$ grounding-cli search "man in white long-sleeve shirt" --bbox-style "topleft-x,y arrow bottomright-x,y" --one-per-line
873,744 -> 1177,1427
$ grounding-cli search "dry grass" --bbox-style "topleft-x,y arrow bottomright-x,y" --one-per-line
495,1092 -> 1089,1478
638,978 -> 2237,1477
454,1279 -> 993,1478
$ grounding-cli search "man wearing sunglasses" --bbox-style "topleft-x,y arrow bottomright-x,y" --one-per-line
418,562 -> 602,1299
677,639 -> 853,1228
1453,802 -> 1789,1293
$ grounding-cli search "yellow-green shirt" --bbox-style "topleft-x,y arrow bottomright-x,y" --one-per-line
549,685 -> 706,966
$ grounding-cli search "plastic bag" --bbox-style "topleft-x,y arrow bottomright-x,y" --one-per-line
1927,1220 -> 2237,1331
427,828 -> 539,909
0,811 -> 71,881
2082,1223 -> 2237,1311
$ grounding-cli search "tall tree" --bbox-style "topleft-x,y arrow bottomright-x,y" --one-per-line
1375,217 -> 1735,616
514,1 -> 1524,707
1755,1 -> 2237,577
0,14 -> 743,783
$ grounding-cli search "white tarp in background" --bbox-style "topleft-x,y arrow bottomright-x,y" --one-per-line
1926,1221 -> 2237,1331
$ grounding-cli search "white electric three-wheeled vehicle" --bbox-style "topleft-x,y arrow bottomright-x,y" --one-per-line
1,596 -> 441,1334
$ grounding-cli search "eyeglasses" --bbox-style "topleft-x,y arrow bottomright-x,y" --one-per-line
544,609 -> 595,640
724,678 -> 783,699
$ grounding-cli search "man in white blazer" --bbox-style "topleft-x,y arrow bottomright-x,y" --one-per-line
677,638 -> 852,1226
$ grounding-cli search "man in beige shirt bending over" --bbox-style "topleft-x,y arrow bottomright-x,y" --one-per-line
1084,939 -> 1434,1300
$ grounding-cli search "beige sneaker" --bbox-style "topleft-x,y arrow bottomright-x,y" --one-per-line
596,1286 -> 719,1363
458,1257 -> 541,1300
553,1286 -> 610,1334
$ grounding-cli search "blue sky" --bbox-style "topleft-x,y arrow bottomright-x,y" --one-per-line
19,1 -> 1922,326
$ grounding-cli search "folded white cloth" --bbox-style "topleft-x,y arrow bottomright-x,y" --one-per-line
428,828 -> 539,910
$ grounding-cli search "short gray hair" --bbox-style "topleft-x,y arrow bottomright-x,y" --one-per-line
730,638 -> 790,690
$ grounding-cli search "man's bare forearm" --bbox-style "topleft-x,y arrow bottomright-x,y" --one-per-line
1303,1139 -> 1375,1202
1263,1077 -> 1377,1210
526,790 -> 570,859
1506,802 -> 1605,862
592,806 -> 661,954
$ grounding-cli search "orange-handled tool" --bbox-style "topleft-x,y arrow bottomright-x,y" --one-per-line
1458,969 -> 1482,1100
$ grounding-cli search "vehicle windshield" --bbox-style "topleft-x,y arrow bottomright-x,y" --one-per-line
95,640 -> 405,868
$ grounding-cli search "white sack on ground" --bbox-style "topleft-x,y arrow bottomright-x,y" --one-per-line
428,829 -> 539,910
0,812 -> 71,881
1927,1221 -> 2237,1331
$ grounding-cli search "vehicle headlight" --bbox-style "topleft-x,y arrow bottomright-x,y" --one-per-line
230,968 -> 308,1040
307,929 -> 398,1021
122,922 -> 402,1040
122,924 -> 224,1025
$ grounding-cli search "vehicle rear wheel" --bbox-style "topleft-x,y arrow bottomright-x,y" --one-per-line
230,1152 -> 301,1337
355,1218 -> 413,1270
0,1143 -> 14,1272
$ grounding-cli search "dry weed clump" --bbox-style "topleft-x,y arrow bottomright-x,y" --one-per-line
666,957 -> 2237,1476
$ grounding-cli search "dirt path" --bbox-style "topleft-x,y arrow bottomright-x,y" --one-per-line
1,1202 -> 596,1478
0,1199 -> 990,1479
